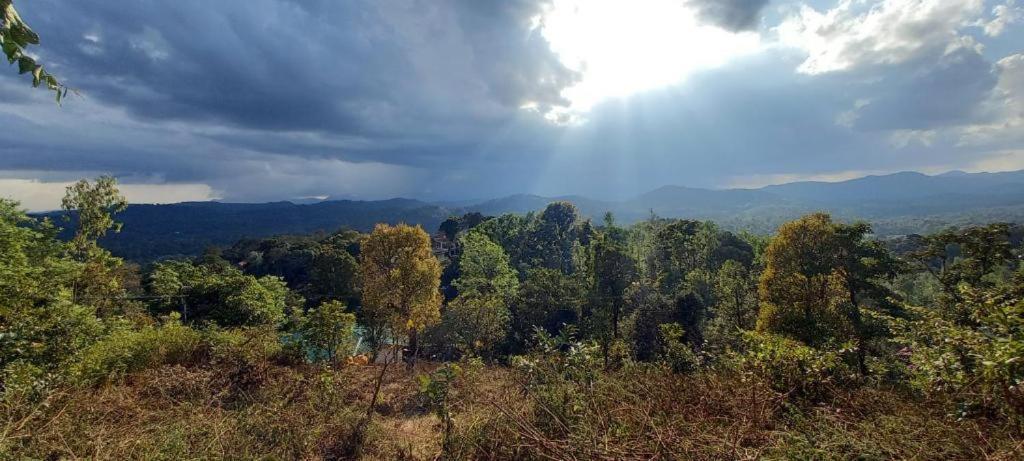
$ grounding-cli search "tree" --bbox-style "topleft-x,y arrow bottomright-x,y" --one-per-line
443,231 -> 518,358
756,214 -> 852,347
589,223 -> 634,346
474,213 -> 531,274
713,260 -> 756,330
757,213 -> 899,375
526,202 -> 582,274
360,223 -> 442,369
302,300 -> 357,363
148,260 -> 290,328
0,199 -> 102,382
0,0 -> 67,101
912,224 -> 1015,320
309,231 -> 361,305
61,176 -> 128,258
60,176 -> 129,314
832,221 -> 901,374
652,220 -> 719,293
512,268 -> 585,350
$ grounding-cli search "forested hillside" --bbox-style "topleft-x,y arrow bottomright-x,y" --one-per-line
4,177 -> 1024,459
44,170 -> 1024,261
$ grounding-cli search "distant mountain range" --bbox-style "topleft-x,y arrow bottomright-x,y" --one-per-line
41,170 -> 1024,260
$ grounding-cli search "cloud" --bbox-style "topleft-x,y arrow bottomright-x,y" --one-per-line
687,0 -> 771,31
984,0 -> 1023,36
778,0 -> 985,74
957,53 -> 1024,148
24,0 -> 576,145
0,178 -> 216,211
1,0 -> 1022,207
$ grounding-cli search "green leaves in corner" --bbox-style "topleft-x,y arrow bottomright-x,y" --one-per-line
1,0 -> 70,103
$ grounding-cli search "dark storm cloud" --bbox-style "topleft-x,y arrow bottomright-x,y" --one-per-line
22,0 -> 576,141
850,47 -> 1000,131
1,0 -> 1021,207
687,0 -> 771,31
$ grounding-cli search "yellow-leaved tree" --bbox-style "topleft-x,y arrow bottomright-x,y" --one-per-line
360,223 -> 441,369
756,213 -> 851,347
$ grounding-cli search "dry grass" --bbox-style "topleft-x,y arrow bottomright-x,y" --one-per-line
3,363 -> 1022,460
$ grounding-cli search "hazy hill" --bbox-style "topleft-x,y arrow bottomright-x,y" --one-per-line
50,199 -> 452,260
41,170 -> 1024,260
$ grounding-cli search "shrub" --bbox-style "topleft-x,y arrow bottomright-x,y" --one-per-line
1,361 -> 48,403
206,326 -> 284,367
511,327 -> 602,432
659,323 -> 699,374
736,331 -> 854,400
301,300 -> 357,363
70,314 -> 203,386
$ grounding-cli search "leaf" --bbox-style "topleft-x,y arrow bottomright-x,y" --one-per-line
16,55 -> 34,74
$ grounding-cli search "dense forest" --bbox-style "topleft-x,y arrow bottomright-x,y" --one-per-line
3,176 -> 1024,459
42,169 -> 1024,261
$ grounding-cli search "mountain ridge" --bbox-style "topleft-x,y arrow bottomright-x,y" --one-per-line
37,169 -> 1024,260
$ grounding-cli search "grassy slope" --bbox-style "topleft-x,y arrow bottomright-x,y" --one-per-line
4,361 -> 1022,460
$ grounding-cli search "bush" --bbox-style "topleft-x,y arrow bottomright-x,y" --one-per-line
1,361 -> 48,403
659,323 -> 699,374
206,326 -> 284,367
70,314 -> 203,386
511,327 -> 602,432
301,300 -> 357,363
736,331 -> 854,400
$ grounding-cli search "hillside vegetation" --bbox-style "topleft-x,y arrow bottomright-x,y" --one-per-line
4,177 -> 1024,460
41,169 -> 1024,261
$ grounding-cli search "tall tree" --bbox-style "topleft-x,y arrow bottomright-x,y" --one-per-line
757,213 -> 900,374
61,176 -> 128,258
756,213 -> 852,347
512,267 -> 585,349
833,221 -> 901,374
60,176 -> 128,313
912,224 -> 1015,319
360,223 -> 442,369
526,202 -> 582,274
0,199 -> 102,378
444,231 -> 518,358
309,230 -> 361,305
592,217 -> 637,341
713,260 -> 756,331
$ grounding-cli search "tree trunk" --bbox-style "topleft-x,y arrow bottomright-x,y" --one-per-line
352,343 -> 394,455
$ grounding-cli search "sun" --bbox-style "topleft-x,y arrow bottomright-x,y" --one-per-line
539,0 -> 761,114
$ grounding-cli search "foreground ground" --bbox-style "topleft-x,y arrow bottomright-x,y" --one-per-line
3,360 -> 1023,460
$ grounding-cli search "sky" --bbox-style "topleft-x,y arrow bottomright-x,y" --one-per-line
1,0 -> 1022,210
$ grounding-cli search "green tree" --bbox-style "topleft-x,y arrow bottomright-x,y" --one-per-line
148,260 -> 290,328
360,223 -> 442,369
592,220 -> 637,340
757,214 -> 899,375
525,202 -> 582,274
60,176 -> 129,314
302,300 -> 357,363
912,223 -> 1015,320
707,260 -> 756,345
473,213 -> 530,274
0,0 -> 67,101
652,220 -> 720,293
832,221 -> 901,374
0,200 -> 102,390
512,268 -> 585,350
443,231 -> 518,358
756,214 -> 852,347
61,176 -> 128,257
309,230 -> 361,304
